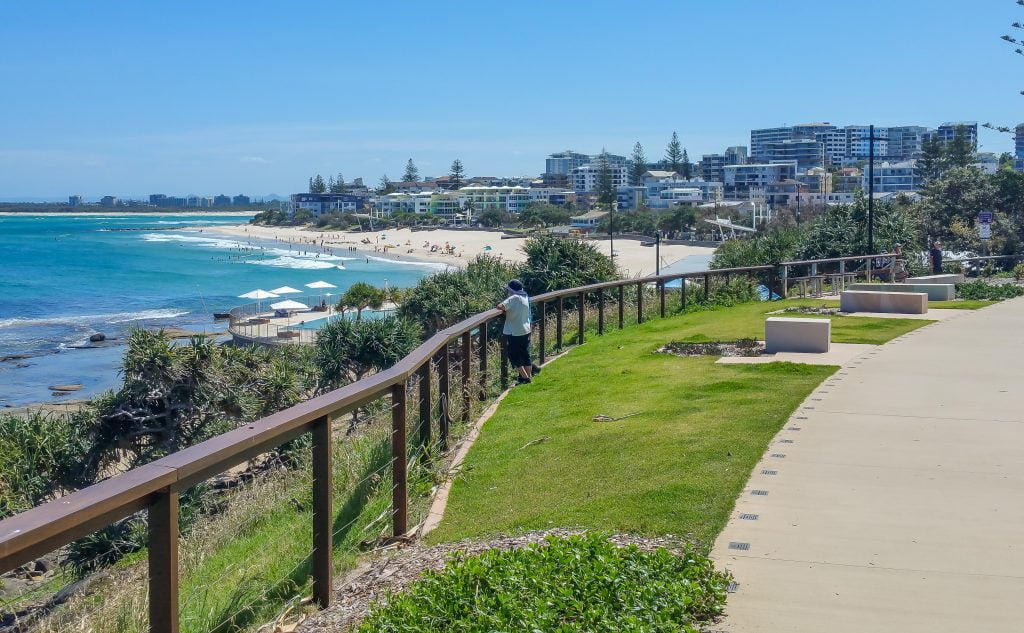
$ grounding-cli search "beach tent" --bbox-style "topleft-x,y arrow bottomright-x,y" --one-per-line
238,289 -> 279,314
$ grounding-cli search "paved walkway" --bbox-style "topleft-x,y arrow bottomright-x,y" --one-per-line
711,298 -> 1024,632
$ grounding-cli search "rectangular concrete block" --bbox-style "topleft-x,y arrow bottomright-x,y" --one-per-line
848,283 -> 955,301
765,317 -> 831,354
905,274 -> 964,285
840,290 -> 928,314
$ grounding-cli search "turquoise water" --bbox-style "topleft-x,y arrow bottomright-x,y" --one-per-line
0,214 -> 441,406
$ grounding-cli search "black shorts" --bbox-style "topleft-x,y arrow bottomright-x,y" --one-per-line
506,333 -> 532,368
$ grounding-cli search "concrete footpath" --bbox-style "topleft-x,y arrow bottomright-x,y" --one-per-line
711,298 -> 1024,632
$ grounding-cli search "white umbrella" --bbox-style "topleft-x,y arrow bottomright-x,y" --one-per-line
270,286 -> 303,295
270,299 -> 309,327
305,280 -> 337,307
270,299 -> 308,311
238,289 -> 279,315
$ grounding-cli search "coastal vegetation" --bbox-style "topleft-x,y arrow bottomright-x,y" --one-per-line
356,533 -> 730,633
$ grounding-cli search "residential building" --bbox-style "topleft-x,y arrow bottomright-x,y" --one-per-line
699,154 -> 729,184
862,161 -> 923,193
975,152 -> 999,175
569,210 -> 608,233
1015,124 -> 1024,172
640,171 -> 722,205
545,150 -> 591,176
375,192 -> 435,217
815,129 -> 848,166
68,195 -> 83,206
100,196 -> 119,207
886,126 -> 929,160
935,122 -> 978,150
458,185 -> 576,214
725,145 -> 748,165
845,126 -> 888,161
391,180 -> 438,194
723,162 -> 797,198
149,194 -> 168,206
285,193 -> 366,217
762,139 -> 824,171
796,167 -> 831,194
232,194 -> 251,206
213,194 -> 232,206
751,126 -> 795,161
832,167 -> 862,194
570,159 -> 629,193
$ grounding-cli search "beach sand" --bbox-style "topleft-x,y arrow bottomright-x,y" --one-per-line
203,224 -> 715,277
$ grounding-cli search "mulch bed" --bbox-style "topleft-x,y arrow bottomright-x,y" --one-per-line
780,306 -> 840,315
296,530 -> 697,632
655,339 -> 763,357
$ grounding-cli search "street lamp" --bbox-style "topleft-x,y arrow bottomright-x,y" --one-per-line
866,124 -> 886,254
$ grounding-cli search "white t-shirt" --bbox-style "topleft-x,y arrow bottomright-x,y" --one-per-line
501,294 -> 531,336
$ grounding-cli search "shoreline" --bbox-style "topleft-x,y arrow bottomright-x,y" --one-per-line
0,210 -> 257,217
203,224 -> 716,277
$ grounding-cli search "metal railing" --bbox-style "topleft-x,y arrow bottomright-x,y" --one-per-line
0,254 -> 895,633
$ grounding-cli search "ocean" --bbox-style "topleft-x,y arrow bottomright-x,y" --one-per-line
0,214 -> 443,406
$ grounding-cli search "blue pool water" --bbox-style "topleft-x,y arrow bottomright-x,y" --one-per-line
0,214 -> 441,405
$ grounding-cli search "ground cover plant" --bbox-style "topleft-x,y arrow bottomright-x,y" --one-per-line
430,300 -> 925,545
955,280 -> 1024,301
356,533 -> 730,633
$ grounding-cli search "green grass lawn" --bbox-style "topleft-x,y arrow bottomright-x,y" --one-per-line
808,298 -> 995,310
429,300 -> 926,547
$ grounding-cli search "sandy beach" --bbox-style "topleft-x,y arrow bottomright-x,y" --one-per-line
204,224 -> 715,277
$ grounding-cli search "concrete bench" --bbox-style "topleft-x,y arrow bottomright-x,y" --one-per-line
905,274 -> 964,285
847,283 -> 954,301
840,290 -> 928,314
765,317 -> 831,354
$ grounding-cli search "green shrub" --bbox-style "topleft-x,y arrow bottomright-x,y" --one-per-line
356,533 -> 731,633
1013,263 -> 1024,281
519,234 -> 618,296
955,280 -> 1024,300
709,277 -> 760,306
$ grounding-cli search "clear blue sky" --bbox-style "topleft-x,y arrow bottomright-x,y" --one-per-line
0,0 -> 1019,200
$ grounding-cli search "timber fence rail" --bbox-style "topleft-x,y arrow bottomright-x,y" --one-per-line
0,253 -> 895,633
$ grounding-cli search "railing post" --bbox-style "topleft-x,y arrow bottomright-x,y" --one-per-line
391,382 -> 408,537
537,301 -> 546,365
866,257 -> 873,282
312,414 -> 332,607
681,276 -> 687,310
703,274 -> 710,302
556,296 -> 564,349
781,265 -> 789,299
637,282 -> 644,324
617,284 -> 625,328
577,292 -> 585,344
439,346 -> 450,451
597,288 -> 605,334
461,331 -> 472,423
418,361 -> 431,449
479,324 -> 488,399
500,330 -> 509,387
839,260 -> 846,291
149,490 -> 179,633
659,281 -> 666,318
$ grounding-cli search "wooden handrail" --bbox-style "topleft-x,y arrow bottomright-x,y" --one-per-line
0,255 -> 887,631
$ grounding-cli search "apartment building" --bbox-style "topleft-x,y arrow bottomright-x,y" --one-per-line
286,193 -> 366,217
861,161 -> 923,193
762,139 -> 824,171
723,162 -> 797,198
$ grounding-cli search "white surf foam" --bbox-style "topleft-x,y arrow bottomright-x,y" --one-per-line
0,309 -> 190,329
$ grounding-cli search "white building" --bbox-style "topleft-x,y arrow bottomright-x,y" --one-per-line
862,161 -> 923,192
723,162 -> 797,198
570,162 -> 629,193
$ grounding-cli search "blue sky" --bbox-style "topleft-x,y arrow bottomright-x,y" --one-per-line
0,0 -> 1019,199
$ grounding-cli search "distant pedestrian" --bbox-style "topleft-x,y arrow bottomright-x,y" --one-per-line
497,279 -> 539,384
930,241 -> 943,275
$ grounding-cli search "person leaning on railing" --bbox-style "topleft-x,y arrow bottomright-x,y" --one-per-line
496,279 -> 541,385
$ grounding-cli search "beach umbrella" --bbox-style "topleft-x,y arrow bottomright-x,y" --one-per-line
305,280 -> 337,305
269,299 -> 309,326
270,286 -> 303,295
238,289 -> 279,314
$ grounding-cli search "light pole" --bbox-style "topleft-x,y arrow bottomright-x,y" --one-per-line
609,201 -> 616,266
866,124 -> 885,254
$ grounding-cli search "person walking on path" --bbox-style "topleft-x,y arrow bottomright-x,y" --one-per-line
930,241 -> 943,275
497,279 -> 539,385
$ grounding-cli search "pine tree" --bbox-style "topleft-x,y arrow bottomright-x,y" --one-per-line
403,159 -> 419,182
329,173 -> 347,193
309,174 -> 327,193
664,131 -> 684,173
915,136 -> 946,182
681,148 -> 693,179
308,177 -> 314,193
378,174 -> 395,195
629,142 -> 647,186
596,150 -> 616,205
945,125 -> 975,169
449,159 -> 465,189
